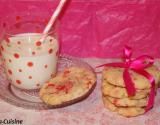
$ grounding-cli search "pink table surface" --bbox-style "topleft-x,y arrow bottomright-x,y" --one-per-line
1,58 -> 160,125
0,1 -> 160,58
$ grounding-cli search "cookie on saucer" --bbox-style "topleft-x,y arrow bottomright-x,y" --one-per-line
39,67 -> 96,107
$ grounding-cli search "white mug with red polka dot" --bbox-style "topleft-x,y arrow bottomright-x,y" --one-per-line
1,33 -> 59,89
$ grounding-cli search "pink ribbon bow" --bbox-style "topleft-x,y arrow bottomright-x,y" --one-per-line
97,46 -> 155,112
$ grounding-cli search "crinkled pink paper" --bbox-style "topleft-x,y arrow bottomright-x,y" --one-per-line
0,0 -> 160,58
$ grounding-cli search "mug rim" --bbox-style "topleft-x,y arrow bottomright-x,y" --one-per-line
2,12 -> 58,37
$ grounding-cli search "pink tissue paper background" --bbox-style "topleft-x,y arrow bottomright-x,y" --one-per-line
0,0 -> 160,58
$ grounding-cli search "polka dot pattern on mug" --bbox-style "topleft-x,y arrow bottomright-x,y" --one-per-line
16,80 -> 21,84
1,34 -> 59,89
14,53 -> 20,58
27,62 -> 34,67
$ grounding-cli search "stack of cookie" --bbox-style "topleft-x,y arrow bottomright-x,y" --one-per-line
102,66 -> 160,117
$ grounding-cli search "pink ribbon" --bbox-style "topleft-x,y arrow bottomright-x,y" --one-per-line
97,46 -> 155,112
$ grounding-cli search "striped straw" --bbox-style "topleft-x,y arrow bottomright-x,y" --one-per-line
40,0 -> 67,43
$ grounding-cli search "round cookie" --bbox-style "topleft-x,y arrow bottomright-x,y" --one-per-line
105,96 -> 147,107
102,81 -> 150,99
39,67 -> 96,107
102,66 -> 160,89
102,97 -> 145,117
